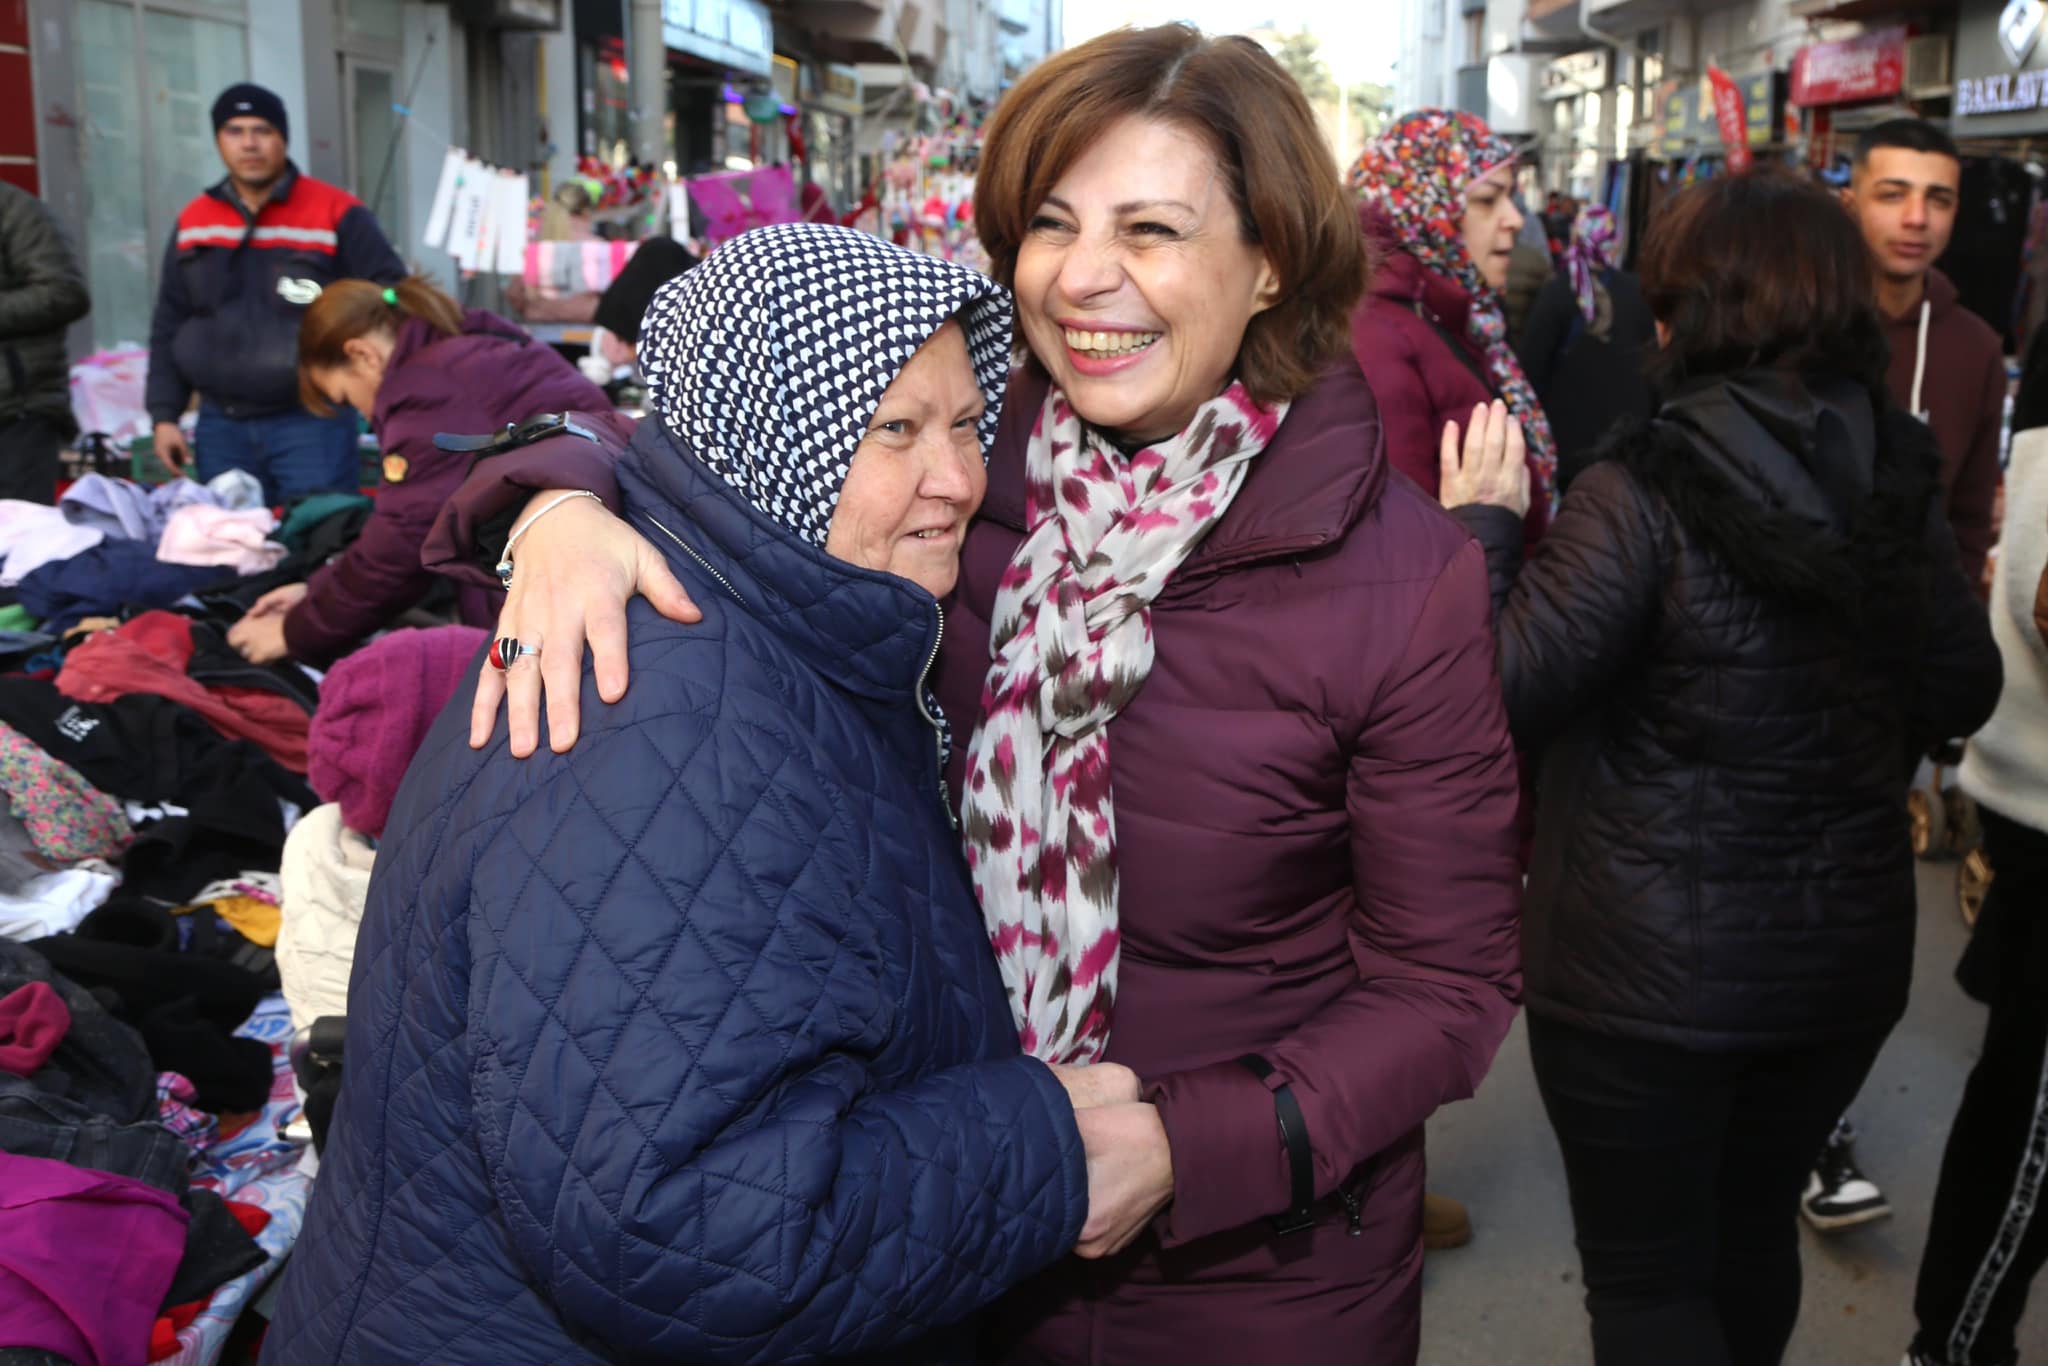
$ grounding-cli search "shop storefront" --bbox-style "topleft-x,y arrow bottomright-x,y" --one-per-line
31,0 -> 301,353
1790,25 -> 1911,168
1945,0 -> 2048,348
661,0 -> 775,175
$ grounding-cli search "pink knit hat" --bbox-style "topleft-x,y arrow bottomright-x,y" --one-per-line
307,627 -> 488,837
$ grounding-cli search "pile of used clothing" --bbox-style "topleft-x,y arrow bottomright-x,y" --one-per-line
0,469 -> 482,1366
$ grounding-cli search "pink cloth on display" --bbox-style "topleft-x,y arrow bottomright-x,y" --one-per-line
307,625 -> 488,837
154,505 -> 285,575
0,1150 -> 190,1366
0,981 -> 70,1075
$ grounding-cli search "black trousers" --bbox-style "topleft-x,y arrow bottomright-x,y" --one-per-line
1529,1013 -> 1887,1366
0,411 -> 65,504
1914,811 -> 2048,1366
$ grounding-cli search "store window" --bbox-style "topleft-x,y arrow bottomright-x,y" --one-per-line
71,0 -> 250,351
581,35 -> 633,167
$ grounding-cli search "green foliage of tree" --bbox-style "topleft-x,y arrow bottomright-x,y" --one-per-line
1274,30 -> 1337,105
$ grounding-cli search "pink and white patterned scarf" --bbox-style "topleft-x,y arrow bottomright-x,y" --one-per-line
961,381 -> 1287,1063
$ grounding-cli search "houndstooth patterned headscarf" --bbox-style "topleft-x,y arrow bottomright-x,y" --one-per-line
638,222 -> 1014,546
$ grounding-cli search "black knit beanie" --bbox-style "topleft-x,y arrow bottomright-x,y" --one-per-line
211,83 -> 288,143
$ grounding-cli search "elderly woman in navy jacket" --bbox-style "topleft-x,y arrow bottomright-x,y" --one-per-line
263,225 -> 1097,1364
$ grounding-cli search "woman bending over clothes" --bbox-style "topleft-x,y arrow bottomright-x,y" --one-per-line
226,275 -> 627,668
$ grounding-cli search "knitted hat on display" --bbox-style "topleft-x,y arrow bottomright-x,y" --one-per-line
211,83 -> 289,142
594,237 -> 700,344
308,627 -> 488,838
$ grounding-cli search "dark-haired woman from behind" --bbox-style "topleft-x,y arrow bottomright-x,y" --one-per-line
226,276 -> 630,667
1441,170 -> 2002,1366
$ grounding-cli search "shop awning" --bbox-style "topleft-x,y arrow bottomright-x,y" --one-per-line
789,0 -> 940,71
1582,0 -> 1701,35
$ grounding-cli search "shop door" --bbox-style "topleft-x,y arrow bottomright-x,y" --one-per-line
341,54 -> 406,240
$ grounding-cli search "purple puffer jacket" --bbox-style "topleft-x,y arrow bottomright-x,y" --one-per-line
1350,203 -> 1553,547
428,361 -> 1525,1365
282,309 -> 631,666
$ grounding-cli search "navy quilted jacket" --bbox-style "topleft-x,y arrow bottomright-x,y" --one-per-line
265,418 -> 1089,1364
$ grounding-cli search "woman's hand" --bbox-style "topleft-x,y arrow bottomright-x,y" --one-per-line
1049,1062 -> 1142,1110
1439,399 -> 1530,516
227,582 -> 308,664
1074,1103 -> 1174,1259
471,492 -> 702,757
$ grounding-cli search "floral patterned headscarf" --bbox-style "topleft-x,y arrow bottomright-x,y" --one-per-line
1566,206 -> 1620,325
1351,109 -> 1558,515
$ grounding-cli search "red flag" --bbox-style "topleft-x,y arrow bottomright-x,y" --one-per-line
1707,66 -> 1753,174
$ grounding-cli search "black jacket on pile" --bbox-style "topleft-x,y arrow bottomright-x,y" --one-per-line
1457,371 -> 2001,1051
0,182 -> 90,431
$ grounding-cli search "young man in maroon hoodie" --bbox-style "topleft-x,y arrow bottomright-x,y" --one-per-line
1800,118 -> 2008,1237
1845,118 -> 2004,591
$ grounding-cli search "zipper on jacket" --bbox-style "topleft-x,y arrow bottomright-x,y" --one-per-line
642,513 -> 746,608
1337,1175 -> 1366,1238
914,602 -> 956,830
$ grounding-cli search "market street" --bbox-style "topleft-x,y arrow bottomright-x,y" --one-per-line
1422,858 -> 2048,1365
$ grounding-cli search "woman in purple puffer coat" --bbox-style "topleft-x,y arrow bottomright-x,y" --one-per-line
226,276 -> 630,667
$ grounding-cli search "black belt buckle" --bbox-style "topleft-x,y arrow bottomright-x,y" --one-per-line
433,411 -> 600,456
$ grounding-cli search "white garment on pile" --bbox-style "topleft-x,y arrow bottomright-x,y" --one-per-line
0,861 -> 118,941
1960,427 -> 2048,834
206,468 -> 265,511
276,803 -> 376,1033
0,501 -> 104,586
155,504 -> 285,574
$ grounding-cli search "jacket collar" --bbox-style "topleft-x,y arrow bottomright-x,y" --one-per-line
207,161 -> 301,219
616,418 -> 941,707
979,363 -> 1386,586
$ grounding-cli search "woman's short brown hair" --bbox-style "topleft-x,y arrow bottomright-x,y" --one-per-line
974,24 -> 1367,405
298,274 -> 463,415
1638,169 -> 1886,389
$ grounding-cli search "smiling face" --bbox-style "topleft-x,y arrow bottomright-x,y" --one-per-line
1011,115 -> 1279,445
1845,147 -> 1961,285
1461,164 -> 1524,293
824,321 -> 989,598
216,116 -> 287,193
307,331 -> 394,416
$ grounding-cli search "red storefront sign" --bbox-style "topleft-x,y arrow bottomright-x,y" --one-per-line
1707,66 -> 1753,173
1791,26 -> 1908,108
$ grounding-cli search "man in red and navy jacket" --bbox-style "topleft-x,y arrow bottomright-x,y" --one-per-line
146,83 -> 405,502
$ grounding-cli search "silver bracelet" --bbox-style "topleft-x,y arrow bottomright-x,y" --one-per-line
495,489 -> 602,590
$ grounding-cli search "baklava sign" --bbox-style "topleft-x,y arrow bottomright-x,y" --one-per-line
1957,0 -> 2048,120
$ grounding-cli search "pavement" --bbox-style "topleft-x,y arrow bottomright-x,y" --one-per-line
1418,858 -> 2048,1366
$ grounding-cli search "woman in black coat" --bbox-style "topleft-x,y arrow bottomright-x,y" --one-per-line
1514,206 -> 1657,492
1441,171 -> 2002,1366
